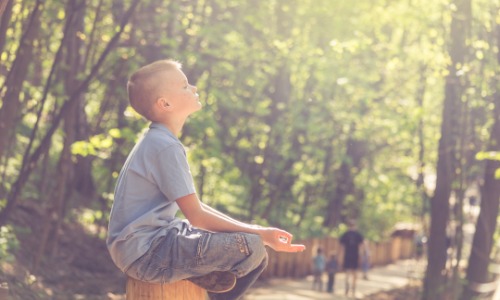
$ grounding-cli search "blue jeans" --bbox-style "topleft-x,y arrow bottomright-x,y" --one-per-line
125,221 -> 268,300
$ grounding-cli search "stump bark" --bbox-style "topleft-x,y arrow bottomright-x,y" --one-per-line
126,277 -> 207,300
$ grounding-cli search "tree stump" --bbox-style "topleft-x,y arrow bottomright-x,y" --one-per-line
126,277 -> 207,300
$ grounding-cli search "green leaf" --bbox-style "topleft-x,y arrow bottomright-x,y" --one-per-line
71,141 -> 97,157
476,151 -> 500,161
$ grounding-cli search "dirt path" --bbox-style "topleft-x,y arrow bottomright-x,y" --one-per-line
244,259 -> 425,300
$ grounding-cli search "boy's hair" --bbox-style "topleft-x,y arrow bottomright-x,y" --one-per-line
127,59 -> 182,120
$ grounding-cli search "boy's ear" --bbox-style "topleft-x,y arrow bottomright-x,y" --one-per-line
157,97 -> 173,111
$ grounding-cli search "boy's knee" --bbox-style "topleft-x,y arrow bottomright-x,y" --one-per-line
245,233 -> 268,263
221,233 -> 268,278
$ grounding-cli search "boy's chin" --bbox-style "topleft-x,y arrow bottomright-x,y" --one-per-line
188,106 -> 202,116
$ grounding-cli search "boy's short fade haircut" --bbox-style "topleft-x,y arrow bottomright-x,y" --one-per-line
127,59 -> 182,120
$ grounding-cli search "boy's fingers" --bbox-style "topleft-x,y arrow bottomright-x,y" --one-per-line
267,228 -> 304,252
276,230 -> 293,244
278,236 -> 289,244
279,243 -> 305,252
291,244 -> 306,252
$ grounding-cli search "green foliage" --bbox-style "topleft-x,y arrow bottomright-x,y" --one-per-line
476,151 -> 500,161
1,0 -> 500,244
0,226 -> 19,263
476,151 -> 500,178
71,128 -> 137,158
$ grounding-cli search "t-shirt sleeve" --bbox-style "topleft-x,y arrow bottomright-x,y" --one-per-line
151,144 -> 196,201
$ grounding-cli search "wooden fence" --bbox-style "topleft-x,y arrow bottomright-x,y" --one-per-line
261,236 -> 415,279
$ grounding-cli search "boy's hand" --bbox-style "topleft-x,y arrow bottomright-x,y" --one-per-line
259,228 -> 306,253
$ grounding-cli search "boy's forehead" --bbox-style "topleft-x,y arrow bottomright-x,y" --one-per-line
161,68 -> 187,85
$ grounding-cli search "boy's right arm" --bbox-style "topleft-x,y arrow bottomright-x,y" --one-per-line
200,202 -> 258,228
176,193 -> 305,253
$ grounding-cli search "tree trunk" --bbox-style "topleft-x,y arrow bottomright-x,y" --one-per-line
460,24 -> 500,300
415,64 -> 430,234
422,0 -> 470,299
323,133 -> 364,227
126,277 -> 206,299
451,79 -> 472,298
0,0 -> 13,55
34,0 -> 86,266
0,0 -> 42,161
461,101 -> 500,300
49,0 -> 87,258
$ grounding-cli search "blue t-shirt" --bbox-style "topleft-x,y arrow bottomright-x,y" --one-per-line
325,258 -> 338,274
107,123 -> 196,272
313,254 -> 326,272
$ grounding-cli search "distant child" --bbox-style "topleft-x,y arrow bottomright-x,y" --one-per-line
325,253 -> 338,293
414,233 -> 426,261
312,247 -> 326,291
106,60 -> 305,300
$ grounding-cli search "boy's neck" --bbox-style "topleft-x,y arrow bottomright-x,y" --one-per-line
158,118 -> 185,136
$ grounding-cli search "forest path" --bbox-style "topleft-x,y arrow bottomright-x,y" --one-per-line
244,259 -> 425,300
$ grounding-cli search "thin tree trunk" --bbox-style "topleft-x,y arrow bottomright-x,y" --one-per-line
295,185 -> 313,228
0,0 -> 9,16
48,0 -> 87,258
461,99 -> 500,300
460,23 -> 500,300
323,133 -> 364,227
0,0 -> 42,161
260,65 -> 292,221
422,0 -> 470,298
451,79 -> 471,299
415,64 -> 430,234
0,0 -> 13,54
82,0 -> 103,70
71,0 -> 103,200
33,0 -> 86,268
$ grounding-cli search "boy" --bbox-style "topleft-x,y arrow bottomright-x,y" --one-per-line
325,253 -> 338,293
312,248 -> 325,291
106,59 -> 305,300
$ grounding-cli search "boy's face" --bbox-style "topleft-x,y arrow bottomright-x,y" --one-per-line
160,67 -> 201,116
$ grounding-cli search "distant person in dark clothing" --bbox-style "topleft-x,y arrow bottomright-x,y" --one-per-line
340,220 -> 364,297
325,253 -> 339,293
